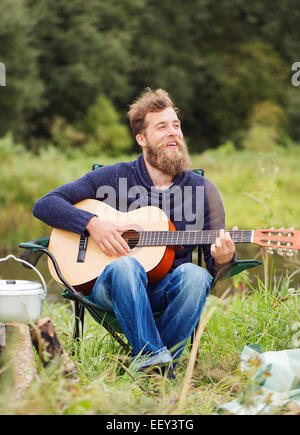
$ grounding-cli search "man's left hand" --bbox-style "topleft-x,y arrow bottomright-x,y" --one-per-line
211,226 -> 238,266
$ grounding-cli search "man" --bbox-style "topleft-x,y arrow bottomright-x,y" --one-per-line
33,88 -> 236,378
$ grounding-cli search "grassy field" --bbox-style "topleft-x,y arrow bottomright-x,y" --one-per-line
0,141 -> 300,415
0,271 -> 299,415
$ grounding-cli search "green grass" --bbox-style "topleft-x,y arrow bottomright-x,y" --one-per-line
0,269 -> 299,415
192,144 -> 300,230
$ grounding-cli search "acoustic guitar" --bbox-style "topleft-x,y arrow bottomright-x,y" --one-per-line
47,199 -> 299,294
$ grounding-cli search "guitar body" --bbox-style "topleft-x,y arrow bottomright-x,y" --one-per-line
48,199 -> 176,292
47,199 -> 300,294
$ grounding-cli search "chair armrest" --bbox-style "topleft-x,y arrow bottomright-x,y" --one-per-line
19,236 -> 50,252
211,259 -> 262,288
221,259 -> 262,280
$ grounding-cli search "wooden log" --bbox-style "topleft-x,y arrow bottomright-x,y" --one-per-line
30,317 -> 78,379
1,323 -> 37,399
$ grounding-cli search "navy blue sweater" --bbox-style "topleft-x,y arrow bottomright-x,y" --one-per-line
33,154 -> 226,277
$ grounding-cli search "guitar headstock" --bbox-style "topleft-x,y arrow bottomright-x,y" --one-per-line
253,228 -> 300,256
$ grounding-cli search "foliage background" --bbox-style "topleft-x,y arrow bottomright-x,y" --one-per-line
1,0 -> 300,154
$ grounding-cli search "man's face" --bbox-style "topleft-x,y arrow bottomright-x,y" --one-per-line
137,107 -> 190,177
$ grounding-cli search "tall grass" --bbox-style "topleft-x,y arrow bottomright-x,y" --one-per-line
192,144 -> 300,230
0,270 -> 299,415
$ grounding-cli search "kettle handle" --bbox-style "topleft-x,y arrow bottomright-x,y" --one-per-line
0,254 -> 47,300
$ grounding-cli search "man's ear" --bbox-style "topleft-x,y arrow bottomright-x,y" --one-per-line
136,133 -> 146,149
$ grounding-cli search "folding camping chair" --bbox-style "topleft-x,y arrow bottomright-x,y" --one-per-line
19,164 -> 261,356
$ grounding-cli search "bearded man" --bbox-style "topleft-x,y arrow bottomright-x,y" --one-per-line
33,88 -> 236,379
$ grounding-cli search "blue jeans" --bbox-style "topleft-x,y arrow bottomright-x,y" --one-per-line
88,257 -> 212,369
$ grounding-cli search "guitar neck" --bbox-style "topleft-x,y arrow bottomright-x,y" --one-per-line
137,230 -> 254,247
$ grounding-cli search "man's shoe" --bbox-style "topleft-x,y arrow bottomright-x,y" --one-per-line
160,366 -> 176,380
138,364 -> 176,380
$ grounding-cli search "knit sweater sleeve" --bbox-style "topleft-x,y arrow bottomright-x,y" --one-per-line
33,167 -> 113,235
201,178 -> 227,277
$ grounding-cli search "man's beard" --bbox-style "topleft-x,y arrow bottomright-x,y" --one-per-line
145,137 -> 191,177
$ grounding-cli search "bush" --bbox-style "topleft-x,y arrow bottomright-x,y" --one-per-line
50,116 -> 86,151
81,95 -> 133,156
285,89 -> 300,143
0,131 -> 25,160
243,124 -> 278,152
242,101 -> 285,152
248,101 -> 285,128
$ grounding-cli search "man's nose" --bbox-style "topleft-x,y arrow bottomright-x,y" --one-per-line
167,124 -> 179,136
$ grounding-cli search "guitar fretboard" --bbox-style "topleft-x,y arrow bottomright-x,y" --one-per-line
136,230 -> 253,247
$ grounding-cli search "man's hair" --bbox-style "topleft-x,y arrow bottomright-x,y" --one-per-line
128,87 -> 178,137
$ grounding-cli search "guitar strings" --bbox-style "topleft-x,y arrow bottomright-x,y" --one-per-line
122,230 -> 254,247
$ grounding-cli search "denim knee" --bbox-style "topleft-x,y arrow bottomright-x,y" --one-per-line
175,263 -> 212,298
106,256 -> 146,277
90,256 -> 148,308
105,256 -> 148,294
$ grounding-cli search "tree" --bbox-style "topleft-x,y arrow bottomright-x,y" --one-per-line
26,0 -> 143,135
0,0 -> 44,140
1,0 -> 298,151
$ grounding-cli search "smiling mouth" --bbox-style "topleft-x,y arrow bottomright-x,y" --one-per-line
166,142 -> 178,148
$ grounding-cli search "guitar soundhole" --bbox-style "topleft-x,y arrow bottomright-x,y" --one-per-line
122,230 -> 140,249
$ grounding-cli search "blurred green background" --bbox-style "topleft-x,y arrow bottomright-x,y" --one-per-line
0,0 -> 300,253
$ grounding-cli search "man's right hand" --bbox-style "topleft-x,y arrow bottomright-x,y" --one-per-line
86,216 -> 130,257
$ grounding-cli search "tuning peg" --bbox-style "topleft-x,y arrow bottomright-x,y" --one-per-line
287,250 -> 294,257
266,248 -> 274,255
277,248 -> 284,256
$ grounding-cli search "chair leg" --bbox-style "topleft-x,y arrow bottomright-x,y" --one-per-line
71,295 -> 133,356
73,300 -> 85,341
83,303 -> 134,356
79,303 -> 85,334
190,328 -> 195,348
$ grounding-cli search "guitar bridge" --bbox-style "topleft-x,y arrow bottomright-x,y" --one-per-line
77,234 -> 89,263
